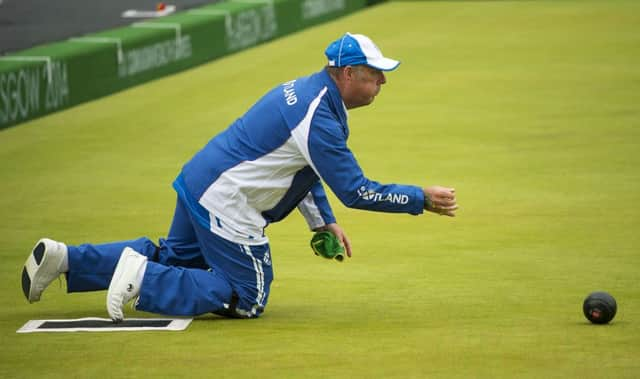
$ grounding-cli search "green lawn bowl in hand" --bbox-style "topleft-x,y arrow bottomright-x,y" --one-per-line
310,231 -> 345,262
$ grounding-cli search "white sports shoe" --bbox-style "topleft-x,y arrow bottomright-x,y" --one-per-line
106,247 -> 148,323
22,238 -> 68,303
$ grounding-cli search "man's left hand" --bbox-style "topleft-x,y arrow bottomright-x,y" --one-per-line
314,223 -> 352,257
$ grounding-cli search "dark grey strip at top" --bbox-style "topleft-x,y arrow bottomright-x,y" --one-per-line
0,0 -> 220,54
39,319 -> 172,329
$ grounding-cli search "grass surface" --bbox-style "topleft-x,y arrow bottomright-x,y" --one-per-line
1,1 -> 639,377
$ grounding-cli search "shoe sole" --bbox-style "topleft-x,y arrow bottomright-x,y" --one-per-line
22,241 -> 51,303
22,239 -> 66,303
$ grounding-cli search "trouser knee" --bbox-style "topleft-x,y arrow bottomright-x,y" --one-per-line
212,292 -> 268,319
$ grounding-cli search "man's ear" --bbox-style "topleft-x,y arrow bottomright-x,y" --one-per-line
343,66 -> 354,81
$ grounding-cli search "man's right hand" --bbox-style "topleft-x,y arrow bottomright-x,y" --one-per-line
423,186 -> 458,217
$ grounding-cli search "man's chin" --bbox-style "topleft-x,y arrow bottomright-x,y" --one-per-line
347,96 -> 376,109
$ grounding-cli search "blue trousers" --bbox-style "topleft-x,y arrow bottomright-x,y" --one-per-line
66,198 -> 273,318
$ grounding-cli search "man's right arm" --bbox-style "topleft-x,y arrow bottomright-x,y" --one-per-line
305,113 -> 426,215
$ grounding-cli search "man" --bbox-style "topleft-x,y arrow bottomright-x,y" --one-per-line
21,32 -> 458,322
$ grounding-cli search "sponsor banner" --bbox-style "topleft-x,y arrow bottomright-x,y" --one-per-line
0,60 -> 69,126
302,0 -> 347,20
0,0 -> 367,130
118,35 -> 193,77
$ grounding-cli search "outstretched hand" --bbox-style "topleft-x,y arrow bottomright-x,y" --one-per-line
424,186 -> 458,217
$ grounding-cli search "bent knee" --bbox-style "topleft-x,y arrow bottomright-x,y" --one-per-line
213,292 -> 267,319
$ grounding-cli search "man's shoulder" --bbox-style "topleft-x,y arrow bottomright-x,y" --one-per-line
284,70 -> 330,103
274,70 -> 335,124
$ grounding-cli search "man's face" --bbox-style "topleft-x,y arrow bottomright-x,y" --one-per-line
343,65 -> 387,109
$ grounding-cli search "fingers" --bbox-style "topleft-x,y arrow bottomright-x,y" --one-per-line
336,230 -> 352,257
434,197 -> 456,207
437,188 -> 456,200
438,205 -> 458,217
325,223 -> 352,258
430,203 -> 458,217
431,194 -> 457,208
342,234 -> 352,257
427,187 -> 458,217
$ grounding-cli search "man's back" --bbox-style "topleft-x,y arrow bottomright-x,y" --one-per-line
176,69 -> 345,244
